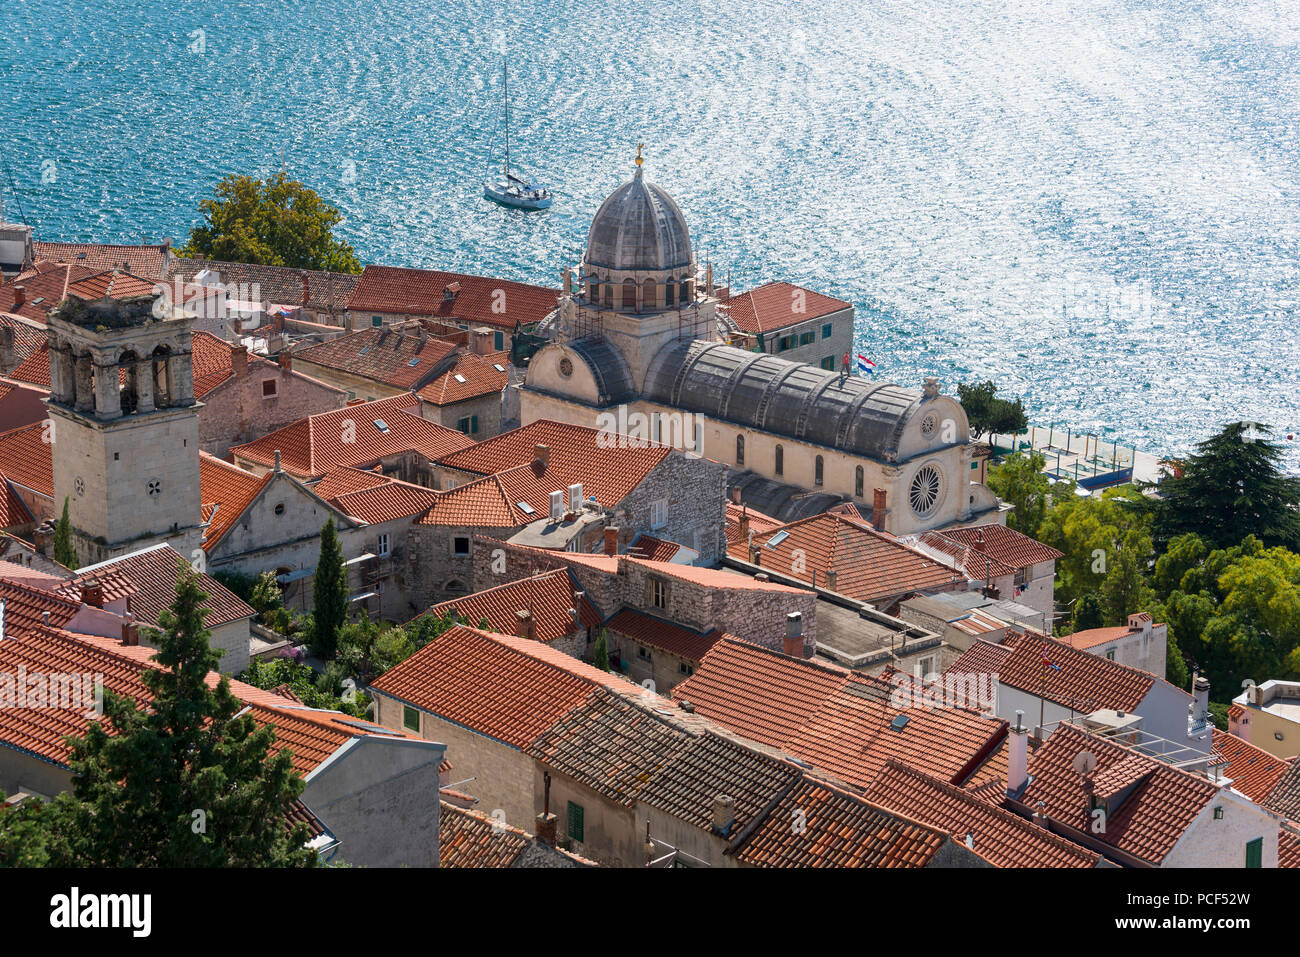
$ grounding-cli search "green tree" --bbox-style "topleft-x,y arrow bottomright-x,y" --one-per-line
987,451 -> 1052,539
54,497 -> 78,569
1071,592 -> 1106,632
1037,485 -> 1154,617
592,628 -> 610,672
1135,422 -> 1300,552
957,380 -> 1029,439
179,171 -> 362,273
310,517 -> 348,660
53,566 -> 317,866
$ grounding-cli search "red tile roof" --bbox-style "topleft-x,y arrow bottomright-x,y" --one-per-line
230,393 -> 474,479
0,313 -> 49,363
0,476 -> 34,528
916,524 -> 1063,576
673,638 -> 1007,789
604,609 -> 722,662
33,241 -> 170,279
368,625 -> 642,749
0,577 -> 82,634
435,419 -> 672,507
295,326 -> 458,390
73,544 -> 254,629
948,632 -> 1157,715
0,261 -> 98,323
625,557 -> 808,593
724,502 -> 784,548
198,453 -> 271,551
0,421 -> 52,497
326,476 -> 440,525
416,351 -> 509,406
720,281 -> 851,336
349,265 -> 559,330
626,535 -> 685,562
310,467 -> 392,501
416,461 -> 568,528
731,511 -> 966,602
1062,620 -> 1165,652
733,777 -> 950,868
1280,829 -> 1300,868
1211,729 -> 1290,804
862,760 -> 1100,868
1020,723 -> 1217,864
166,258 -> 361,313
422,570 -> 601,644
64,269 -> 160,302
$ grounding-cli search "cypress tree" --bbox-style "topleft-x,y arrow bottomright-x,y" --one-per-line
54,497 -> 78,569
311,517 -> 348,660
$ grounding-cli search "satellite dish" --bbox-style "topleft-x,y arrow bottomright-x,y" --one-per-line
1072,751 -> 1098,775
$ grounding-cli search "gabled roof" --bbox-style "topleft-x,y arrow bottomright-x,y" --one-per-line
0,577 -> 82,634
422,569 -> 601,644
1020,723 -> 1218,864
368,625 -> 641,749
416,351 -> 509,406
230,394 -> 474,479
673,638 -> 1006,789
310,467 -> 393,501
731,511 -> 966,602
73,544 -> 254,629
434,419 -> 672,506
0,261 -> 98,322
732,777 -> 951,868
0,626 -> 420,775
64,269 -> 159,302
625,534 -> 686,562
416,461 -> 568,528
1263,758 -> 1300,821
1063,619 -> 1165,652
295,326 -> 458,390
198,453 -> 271,552
720,281 -> 851,336
723,501 -> 784,548
0,312 -> 50,362
34,241 -> 169,279
913,524 -> 1064,577
948,632 -> 1158,715
326,475 -> 440,525
349,265 -> 559,330
862,759 -> 1100,868
604,608 -> 722,662
0,421 -> 52,497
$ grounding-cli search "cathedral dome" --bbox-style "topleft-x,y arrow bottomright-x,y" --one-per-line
585,159 -> 693,274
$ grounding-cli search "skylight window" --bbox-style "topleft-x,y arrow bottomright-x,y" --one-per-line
373,419 -> 389,433
453,374 -> 467,383
359,346 -> 370,355
408,358 -> 420,366
890,714 -> 911,731
517,502 -> 536,515
765,530 -> 790,549
492,364 -> 505,372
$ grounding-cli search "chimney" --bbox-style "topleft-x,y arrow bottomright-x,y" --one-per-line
278,352 -> 292,373
273,449 -> 282,473
80,579 -> 104,609
1189,673 -> 1211,736
0,327 -> 14,374
738,507 -> 750,540
825,569 -> 838,592
973,529 -> 986,552
534,443 -> 550,467
604,526 -> 619,556
230,342 -> 248,378
730,486 -> 742,505
754,573 -> 769,583
1032,800 -> 1049,828
11,285 -> 25,307
33,520 -> 55,558
710,795 -> 736,836
121,612 -> 138,646
535,771 -> 557,843
748,544 -> 761,565
515,609 -> 535,640
1007,710 -> 1029,798
872,488 -> 887,529
783,611 -> 805,658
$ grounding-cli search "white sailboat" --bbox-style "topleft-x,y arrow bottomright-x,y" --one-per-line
483,60 -> 552,211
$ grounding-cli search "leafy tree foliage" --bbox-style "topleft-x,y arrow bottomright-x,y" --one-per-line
180,171 -> 362,273
957,380 -> 1028,438
987,451 -> 1052,539
592,629 -> 610,672
1136,422 -> 1300,552
1071,592 -> 1106,632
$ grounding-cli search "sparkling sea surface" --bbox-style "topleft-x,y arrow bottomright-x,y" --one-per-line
2,0 -> 1298,468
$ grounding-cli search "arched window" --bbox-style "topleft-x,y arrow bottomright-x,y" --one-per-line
665,277 -> 675,306
855,465 -> 864,498
679,279 -> 691,303
736,434 -> 745,466
775,444 -> 784,476
622,278 -> 636,311
643,278 -> 657,310
815,455 -> 824,486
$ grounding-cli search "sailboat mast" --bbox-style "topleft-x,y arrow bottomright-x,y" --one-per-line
503,60 -> 511,177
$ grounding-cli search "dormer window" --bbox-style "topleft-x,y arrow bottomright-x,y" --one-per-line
443,282 -> 461,302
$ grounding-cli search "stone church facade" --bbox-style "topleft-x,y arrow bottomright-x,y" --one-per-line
521,154 -> 1003,536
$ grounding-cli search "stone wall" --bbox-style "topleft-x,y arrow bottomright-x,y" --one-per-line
199,361 -> 347,457
616,451 -> 727,564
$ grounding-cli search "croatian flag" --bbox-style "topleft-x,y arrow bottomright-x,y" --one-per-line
1042,643 -> 1060,673
857,354 -> 876,376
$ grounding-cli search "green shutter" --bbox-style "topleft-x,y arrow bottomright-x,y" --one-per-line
567,801 -> 584,843
494,331 -> 504,350
471,415 -> 479,434
403,705 -> 419,732
1246,837 -> 1263,868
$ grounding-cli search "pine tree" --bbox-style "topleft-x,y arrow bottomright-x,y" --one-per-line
311,517 -> 348,660
1139,422 -> 1300,552
54,497 -> 78,570
55,563 -> 316,866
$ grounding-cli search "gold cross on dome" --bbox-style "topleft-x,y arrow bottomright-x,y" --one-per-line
635,143 -> 644,168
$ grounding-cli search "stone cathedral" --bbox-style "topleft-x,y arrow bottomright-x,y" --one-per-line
521,152 -> 1003,536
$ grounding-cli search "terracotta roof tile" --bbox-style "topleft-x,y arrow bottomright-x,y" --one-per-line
34,241 -> 169,279
731,512 -> 967,602
1021,723 -> 1217,864
166,259 -> 361,312
626,535 -> 685,562
1263,759 -> 1300,820
862,760 -> 1100,867
349,265 -> 559,330
724,502 -> 784,548
310,467 -> 392,501
1280,829 -> 1300,868
604,609 -> 722,662
0,261 -> 100,322
423,570 -> 601,644
368,625 -> 642,749
329,480 -> 440,525
439,802 -> 531,867
230,394 -> 474,479
720,281 -> 851,336
72,544 -> 254,629
917,524 -> 1063,574
198,453 -> 271,551
417,462 -> 568,528
417,351 -> 509,406
296,327 -> 458,390
948,632 -> 1156,715
0,421 -> 52,496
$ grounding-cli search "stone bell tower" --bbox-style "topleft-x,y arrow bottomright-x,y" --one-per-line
46,291 -> 204,565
